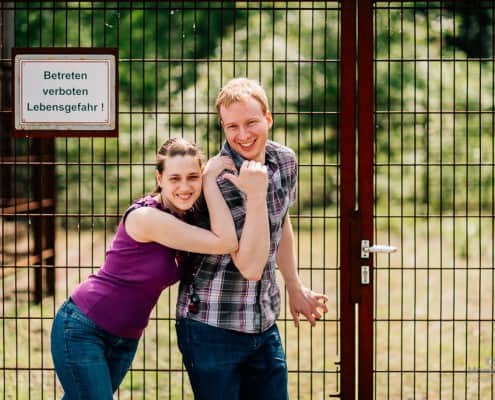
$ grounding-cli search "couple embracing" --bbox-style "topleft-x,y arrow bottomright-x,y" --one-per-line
51,78 -> 328,400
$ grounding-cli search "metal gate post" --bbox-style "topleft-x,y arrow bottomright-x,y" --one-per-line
339,0 -> 357,398
357,0 -> 374,398
340,0 -> 374,398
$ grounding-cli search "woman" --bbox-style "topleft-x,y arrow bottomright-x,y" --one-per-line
50,137 -> 268,399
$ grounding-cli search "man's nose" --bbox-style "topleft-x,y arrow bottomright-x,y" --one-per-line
238,125 -> 250,138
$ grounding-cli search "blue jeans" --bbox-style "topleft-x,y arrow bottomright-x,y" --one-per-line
176,318 -> 288,400
50,299 -> 139,400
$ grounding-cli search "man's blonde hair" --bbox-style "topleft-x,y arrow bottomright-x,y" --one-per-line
215,78 -> 269,119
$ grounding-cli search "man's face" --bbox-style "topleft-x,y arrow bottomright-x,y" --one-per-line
219,97 -> 272,163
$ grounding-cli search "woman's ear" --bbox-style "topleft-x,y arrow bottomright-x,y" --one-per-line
155,170 -> 162,188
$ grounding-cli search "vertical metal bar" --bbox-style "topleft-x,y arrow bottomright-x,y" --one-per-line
153,5 -> 160,399
464,12 -> 469,400
141,5 -> 146,398
477,9 -> 483,397
451,4 -> 457,397
491,8 -> 495,400
322,3 -> 330,395
309,4 -> 315,396
339,0 -> 356,398
50,3 -> 59,397
283,3 -> 289,391
425,7 -> 431,397
0,8 -> 6,397
491,7 -> 495,398
357,0 -> 373,399
372,5 -> 378,399
1,4 -> 14,399
0,2 -> 12,206
398,4 -> 405,399
439,5 -> 444,399
296,5 -> 302,397
413,7 -> 418,398
385,5 -> 392,397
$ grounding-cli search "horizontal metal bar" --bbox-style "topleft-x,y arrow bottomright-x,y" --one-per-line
3,5 -> 340,11
0,110 -> 341,115
0,199 -> 54,214
374,318 -> 495,322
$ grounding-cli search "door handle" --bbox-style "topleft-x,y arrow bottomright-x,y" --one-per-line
361,239 -> 397,258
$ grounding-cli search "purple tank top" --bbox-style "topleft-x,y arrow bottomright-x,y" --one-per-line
71,196 -> 180,339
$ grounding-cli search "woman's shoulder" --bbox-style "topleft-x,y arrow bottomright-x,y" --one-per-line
123,195 -> 162,222
132,195 -> 161,209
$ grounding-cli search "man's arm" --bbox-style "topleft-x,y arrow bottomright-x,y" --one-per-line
277,213 -> 329,327
224,161 -> 270,281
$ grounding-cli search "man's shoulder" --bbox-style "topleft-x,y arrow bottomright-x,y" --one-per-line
266,140 -> 296,162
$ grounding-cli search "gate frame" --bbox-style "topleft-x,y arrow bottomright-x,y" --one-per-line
339,0 -> 374,399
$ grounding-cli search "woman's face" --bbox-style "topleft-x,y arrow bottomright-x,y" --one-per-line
156,155 -> 202,214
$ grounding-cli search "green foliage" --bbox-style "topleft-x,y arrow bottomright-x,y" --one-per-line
12,2 -> 495,226
14,2 -> 239,108
374,6 -> 495,215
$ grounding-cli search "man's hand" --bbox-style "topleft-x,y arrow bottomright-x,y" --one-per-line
224,160 -> 268,199
287,284 -> 328,327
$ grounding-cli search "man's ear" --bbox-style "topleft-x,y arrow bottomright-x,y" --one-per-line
266,110 -> 273,129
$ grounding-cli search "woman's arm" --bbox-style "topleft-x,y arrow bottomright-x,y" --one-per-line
224,161 -> 270,281
125,156 -> 239,255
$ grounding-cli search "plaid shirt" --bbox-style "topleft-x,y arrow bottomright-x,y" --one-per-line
176,140 -> 297,333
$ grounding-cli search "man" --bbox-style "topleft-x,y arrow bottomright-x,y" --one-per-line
176,78 -> 328,400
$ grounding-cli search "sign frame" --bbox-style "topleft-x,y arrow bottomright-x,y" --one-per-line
12,47 -> 118,138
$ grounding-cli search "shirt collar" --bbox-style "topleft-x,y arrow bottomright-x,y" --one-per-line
219,140 -> 276,169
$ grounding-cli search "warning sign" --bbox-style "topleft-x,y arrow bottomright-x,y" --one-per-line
13,48 -> 118,137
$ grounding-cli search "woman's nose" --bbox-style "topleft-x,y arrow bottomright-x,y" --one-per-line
178,180 -> 192,190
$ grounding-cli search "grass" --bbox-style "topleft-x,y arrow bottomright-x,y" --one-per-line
0,218 -> 494,399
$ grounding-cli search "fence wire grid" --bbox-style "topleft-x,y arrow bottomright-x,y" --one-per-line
0,1 -> 494,399
1,2 -> 340,399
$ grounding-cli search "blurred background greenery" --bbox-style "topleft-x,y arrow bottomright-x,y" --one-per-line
11,2 -> 494,233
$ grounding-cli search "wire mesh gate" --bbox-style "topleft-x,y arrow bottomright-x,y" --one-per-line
340,1 -> 495,399
1,1 -> 493,399
372,2 -> 495,399
1,2 -> 340,399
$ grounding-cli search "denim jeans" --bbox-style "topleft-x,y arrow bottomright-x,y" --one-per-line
50,299 -> 139,400
176,318 -> 288,400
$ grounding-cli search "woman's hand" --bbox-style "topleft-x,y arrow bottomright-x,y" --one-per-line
203,155 -> 236,180
224,160 -> 268,200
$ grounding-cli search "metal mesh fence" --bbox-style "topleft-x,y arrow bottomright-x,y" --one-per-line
1,2 -> 340,399
373,2 -> 495,399
2,1 -> 492,399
